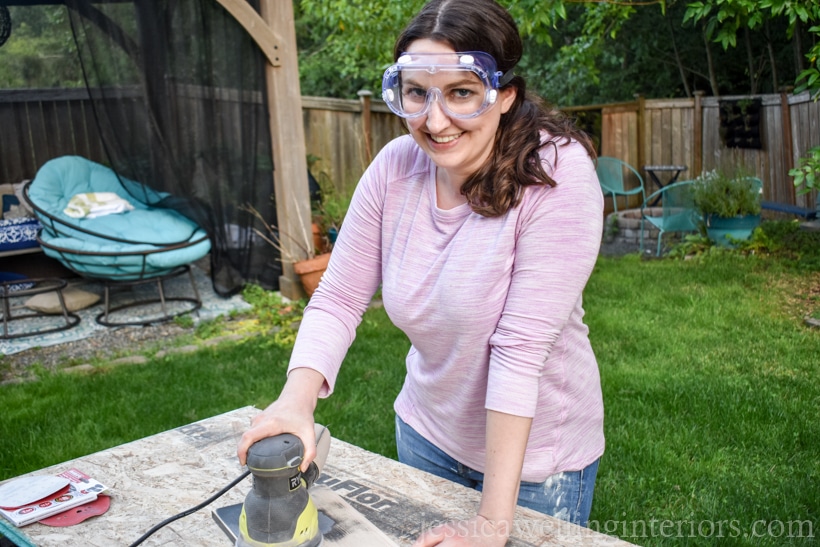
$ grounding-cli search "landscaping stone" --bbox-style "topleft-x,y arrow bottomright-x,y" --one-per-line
108,355 -> 149,366
62,364 -> 95,374
202,334 -> 245,346
800,220 -> 820,233
0,377 -> 25,386
154,345 -> 199,359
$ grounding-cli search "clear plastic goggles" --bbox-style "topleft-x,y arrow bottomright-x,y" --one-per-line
381,51 -> 508,120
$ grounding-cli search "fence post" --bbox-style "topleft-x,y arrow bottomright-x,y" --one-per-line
634,93 -> 645,172
358,89 -> 373,166
779,86 -> 795,204
693,90 -> 704,177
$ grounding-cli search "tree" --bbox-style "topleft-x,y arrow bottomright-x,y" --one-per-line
294,0 -> 820,197
293,0 -> 625,100
0,5 -> 82,88
293,0 -> 810,105
684,0 -> 820,195
684,0 -> 819,95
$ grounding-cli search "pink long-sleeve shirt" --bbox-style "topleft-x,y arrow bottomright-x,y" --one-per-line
288,134 -> 604,482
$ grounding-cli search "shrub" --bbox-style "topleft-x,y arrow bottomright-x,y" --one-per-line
692,169 -> 762,218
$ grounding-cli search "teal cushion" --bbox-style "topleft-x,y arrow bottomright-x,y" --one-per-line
30,156 -> 202,246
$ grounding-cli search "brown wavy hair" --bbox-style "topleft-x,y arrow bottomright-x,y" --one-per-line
394,0 -> 597,217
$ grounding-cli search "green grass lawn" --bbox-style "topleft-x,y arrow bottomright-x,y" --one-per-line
585,253 -> 818,545
1,222 -> 818,546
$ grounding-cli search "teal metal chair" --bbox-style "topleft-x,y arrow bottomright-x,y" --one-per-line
641,180 -> 701,256
596,156 -> 646,213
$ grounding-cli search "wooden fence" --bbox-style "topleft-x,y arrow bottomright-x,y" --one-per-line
0,87 -> 404,200
593,91 -> 819,214
302,93 -> 404,195
0,88 -> 107,183
1,87 -> 817,215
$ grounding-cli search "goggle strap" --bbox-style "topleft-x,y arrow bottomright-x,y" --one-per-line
497,69 -> 515,88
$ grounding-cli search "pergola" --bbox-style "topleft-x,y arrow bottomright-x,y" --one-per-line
1,0 -> 311,299
213,0 -> 310,299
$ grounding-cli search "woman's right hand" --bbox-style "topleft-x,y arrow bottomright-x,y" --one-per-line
236,368 -> 325,471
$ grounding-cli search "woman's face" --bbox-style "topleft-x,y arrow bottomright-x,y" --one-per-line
402,39 -> 516,184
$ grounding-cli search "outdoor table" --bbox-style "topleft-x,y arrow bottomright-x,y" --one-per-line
643,165 -> 688,205
0,406 -> 635,547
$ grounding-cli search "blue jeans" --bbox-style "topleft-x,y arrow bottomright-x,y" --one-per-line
395,415 -> 599,527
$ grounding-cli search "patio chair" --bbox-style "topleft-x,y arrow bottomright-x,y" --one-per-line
22,156 -> 211,326
596,156 -> 646,213
640,180 -> 701,256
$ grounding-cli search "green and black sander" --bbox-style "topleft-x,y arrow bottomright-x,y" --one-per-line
236,426 -> 330,547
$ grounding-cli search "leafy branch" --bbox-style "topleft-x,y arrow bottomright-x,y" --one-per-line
240,203 -> 314,263
790,146 -> 820,195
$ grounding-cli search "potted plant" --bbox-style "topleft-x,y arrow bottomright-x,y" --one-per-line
241,204 -> 330,297
692,164 -> 762,247
309,166 -> 352,254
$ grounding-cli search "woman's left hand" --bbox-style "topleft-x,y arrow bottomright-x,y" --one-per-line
412,515 -> 509,547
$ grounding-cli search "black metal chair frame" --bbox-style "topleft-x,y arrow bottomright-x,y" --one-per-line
96,265 -> 202,327
1,278 -> 81,339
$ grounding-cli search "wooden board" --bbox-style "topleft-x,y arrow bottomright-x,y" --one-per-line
212,484 -> 398,547
0,407 -> 635,547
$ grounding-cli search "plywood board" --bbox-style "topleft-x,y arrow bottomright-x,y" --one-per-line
0,407 -> 635,547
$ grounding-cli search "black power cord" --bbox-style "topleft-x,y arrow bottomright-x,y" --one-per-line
128,469 -> 250,547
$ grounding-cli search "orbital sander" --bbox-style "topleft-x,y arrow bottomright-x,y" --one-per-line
236,425 -> 330,547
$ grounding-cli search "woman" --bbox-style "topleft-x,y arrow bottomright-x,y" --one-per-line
238,1 -> 604,545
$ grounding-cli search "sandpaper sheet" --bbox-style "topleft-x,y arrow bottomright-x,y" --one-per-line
213,484 -> 398,547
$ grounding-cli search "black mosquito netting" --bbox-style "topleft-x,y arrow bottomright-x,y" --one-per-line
64,0 -> 280,297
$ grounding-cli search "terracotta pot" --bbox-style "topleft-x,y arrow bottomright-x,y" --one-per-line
311,222 -> 323,254
292,252 -> 331,297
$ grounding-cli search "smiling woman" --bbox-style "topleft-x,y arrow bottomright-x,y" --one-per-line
236,2 -> 604,546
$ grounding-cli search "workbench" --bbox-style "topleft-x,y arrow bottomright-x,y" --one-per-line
0,407 -> 634,546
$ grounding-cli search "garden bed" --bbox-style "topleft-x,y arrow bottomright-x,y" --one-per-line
604,208 -> 658,248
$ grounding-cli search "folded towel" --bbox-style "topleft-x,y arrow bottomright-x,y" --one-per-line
64,192 -> 135,219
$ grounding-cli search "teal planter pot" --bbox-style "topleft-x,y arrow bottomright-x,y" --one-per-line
705,214 -> 761,247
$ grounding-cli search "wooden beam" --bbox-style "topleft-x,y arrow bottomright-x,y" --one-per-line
213,0 -> 282,68
258,0 -> 311,300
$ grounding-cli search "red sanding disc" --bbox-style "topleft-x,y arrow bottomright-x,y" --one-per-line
39,494 -> 111,527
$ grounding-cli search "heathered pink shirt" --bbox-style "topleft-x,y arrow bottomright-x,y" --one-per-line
288,134 -> 604,482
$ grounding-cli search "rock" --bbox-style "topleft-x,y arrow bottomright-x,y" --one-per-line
203,334 -> 245,346
155,345 -> 199,359
62,364 -> 95,374
108,355 -> 149,366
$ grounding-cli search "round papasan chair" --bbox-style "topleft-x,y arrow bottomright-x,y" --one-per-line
23,156 -> 212,326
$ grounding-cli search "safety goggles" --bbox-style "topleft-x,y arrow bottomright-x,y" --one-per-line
381,51 -> 512,120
